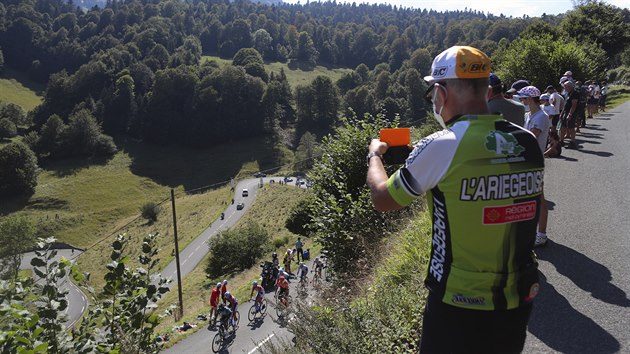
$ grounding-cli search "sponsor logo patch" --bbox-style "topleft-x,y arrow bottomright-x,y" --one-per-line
452,294 -> 485,306
483,200 -> 537,224
433,66 -> 448,77
485,131 -> 524,156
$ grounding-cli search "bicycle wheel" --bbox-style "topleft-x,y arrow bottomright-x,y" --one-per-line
260,298 -> 268,315
275,300 -> 287,317
212,332 -> 223,353
248,304 -> 257,322
231,311 -> 240,329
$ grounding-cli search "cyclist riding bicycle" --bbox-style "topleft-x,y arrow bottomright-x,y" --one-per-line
221,280 -> 228,304
313,257 -> 324,279
249,280 -> 265,311
276,274 -> 290,304
224,292 -> 238,326
217,303 -> 232,330
271,252 -> 279,267
297,262 -> 309,283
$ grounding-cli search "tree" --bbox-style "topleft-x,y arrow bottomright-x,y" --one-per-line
253,29 -> 273,59
37,114 -> 65,156
232,48 -> 268,81
295,131 -> 320,171
307,115 -> 415,274
0,118 -> 17,139
493,34 -> 607,88
0,103 -> 27,126
409,48 -> 432,77
0,142 -> 39,197
560,2 -> 630,65
206,221 -> 271,277
294,32 -> 319,68
0,216 -> 36,281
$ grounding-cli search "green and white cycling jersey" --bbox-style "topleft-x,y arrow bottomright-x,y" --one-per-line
387,115 -> 544,311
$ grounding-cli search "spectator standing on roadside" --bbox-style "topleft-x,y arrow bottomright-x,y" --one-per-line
599,80 -> 608,111
560,79 -> 579,148
367,46 -> 543,353
295,237 -> 304,263
545,85 -> 564,133
283,249 -> 293,275
209,283 -> 222,323
540,94 -> 554,118
574,81 -> 588,129
221,280 -> 229,304
487,73 -> 525,126
515,86 -> 551,247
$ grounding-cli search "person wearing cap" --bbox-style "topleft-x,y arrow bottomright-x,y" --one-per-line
487,73 -> 525,127
366,46 -> 544,353
545,85 -> 564,133
560,79 -> 579,148
515,86 -> 551,247
540,93 -> 554,117
209,282 -> 222,324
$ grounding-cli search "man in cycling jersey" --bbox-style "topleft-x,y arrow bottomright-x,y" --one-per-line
209,282 -> 222,324
297,262 -> 309,283
313,257 -> 324,279
276,274 -> 290,302
224,292 -> 238,326
249,280 -> 265,310
367,46 -> 543,353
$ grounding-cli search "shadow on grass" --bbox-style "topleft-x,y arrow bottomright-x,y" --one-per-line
118,136 -> 282,191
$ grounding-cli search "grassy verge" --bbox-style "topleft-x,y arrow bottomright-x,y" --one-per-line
264,208 -> 432,353
154,184 -> 309,344
605,85 -> 630,109
201,55 -> 352,89
0,67 -> 44,111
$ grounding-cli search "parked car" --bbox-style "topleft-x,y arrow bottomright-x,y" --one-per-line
236,202 -> 245,210
254,172 -> 267,178
284,177 -> 293,182
242,189 -> 249,197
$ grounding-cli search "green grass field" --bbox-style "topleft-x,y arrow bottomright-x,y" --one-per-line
0,68 -> 44,111
202,55 -> 352,89
605,85 -> 630,109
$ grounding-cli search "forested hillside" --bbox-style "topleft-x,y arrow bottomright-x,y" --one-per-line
1,0 -> 627,159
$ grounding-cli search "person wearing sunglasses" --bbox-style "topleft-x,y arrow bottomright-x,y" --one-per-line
367,46 -> 545,354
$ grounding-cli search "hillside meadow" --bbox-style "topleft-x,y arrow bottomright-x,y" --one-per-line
202,55 -> 353,89
0,68 -> 44,111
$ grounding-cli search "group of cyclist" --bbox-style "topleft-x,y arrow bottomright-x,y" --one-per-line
209,280 -> 239,329
209,253 -> 326,327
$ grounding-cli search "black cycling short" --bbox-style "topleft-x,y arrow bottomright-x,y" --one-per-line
419,292 -> 532,354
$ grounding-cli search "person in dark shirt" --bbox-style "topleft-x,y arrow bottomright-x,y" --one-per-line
559,79 -> 579,149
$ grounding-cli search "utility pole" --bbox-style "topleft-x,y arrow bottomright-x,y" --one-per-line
171,189 -> 184,319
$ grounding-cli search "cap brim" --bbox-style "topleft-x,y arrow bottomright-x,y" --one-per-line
423,75 -> 437,82
506,89 -> 517,94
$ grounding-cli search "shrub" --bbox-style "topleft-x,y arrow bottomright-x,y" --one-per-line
206,221 -> 271,277
272,235 -> 290,249
285,194 -> 315,236
0,141 -> 39,197
141,202 -> 161,222
0,118 -> 17,139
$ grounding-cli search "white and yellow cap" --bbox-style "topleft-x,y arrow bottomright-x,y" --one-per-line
423,46 -> 491,83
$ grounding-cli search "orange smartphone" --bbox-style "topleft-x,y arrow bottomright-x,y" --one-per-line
380,128 -> 410,147
379,128 -> 412,165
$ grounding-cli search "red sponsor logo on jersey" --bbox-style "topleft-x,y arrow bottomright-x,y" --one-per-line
483,200 -> 537,224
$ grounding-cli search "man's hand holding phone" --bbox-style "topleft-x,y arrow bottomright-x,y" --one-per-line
379,128 -> 412,165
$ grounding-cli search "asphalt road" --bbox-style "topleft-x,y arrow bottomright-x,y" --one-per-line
524,100 -> 630,353
20,249 -> 88,329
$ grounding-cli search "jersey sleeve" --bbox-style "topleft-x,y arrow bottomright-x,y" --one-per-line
386,126 -> 464,207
